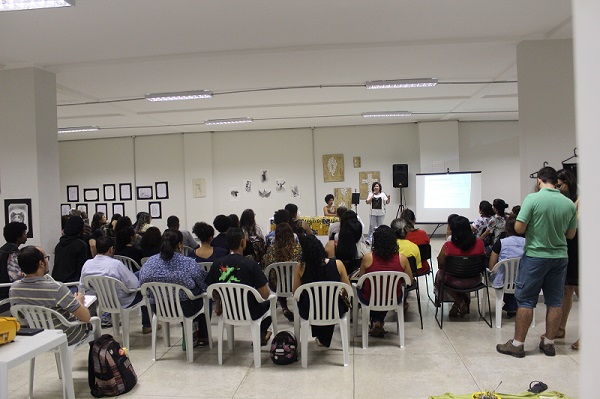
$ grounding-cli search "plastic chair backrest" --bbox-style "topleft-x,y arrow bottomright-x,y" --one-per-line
182,245 -> 194,256
491,257 -> 521,293
418,243 -> 432,261
11,304 -> 74,330
207,283 -> 264,323
83,275 -> 130,312
141,257 -> 150,266
293,281 -> 354,326
140,282 -> 195,323
444,255 -> 486,278
114,255 -> 141,272
197,262 -> 212,273
355,271 -> 409,311
263,262 -> 297,298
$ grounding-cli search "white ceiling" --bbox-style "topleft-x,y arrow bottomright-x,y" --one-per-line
0,0 -> 572,140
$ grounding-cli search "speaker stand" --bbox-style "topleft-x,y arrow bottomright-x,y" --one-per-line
395,187 -> 405,218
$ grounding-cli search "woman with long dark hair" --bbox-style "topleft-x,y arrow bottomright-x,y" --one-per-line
293,234 -> 350,347
114,226 -> 143,266
140,226 -> 162,258
436,215 -> 485,318
480,198 -> 509,246
139,229 -> 210,346
401,208 -> 431,274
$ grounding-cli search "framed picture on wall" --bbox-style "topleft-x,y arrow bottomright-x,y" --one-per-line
67,185 -> 79,202
84,188 -> 100,202
112,203 -> 125,217
76,203 -> 88,215
95,203 -> 108,215
61,203 -> 71,216
149,201 -> 162,219
137,186 -> 153,200
5,198 -> 33,238
103,184 -> 116,201
155,181 -> 169,199
119,183 -> 132,201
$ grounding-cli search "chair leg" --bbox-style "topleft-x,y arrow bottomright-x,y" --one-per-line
293,301 -> 300,344
29,358 -> 35,398
250,322 -> 262,368
217,317 -> 224,365
435,285 -> 444,329
414,281 -> 423,330
184,319 -> 194,363
121,310 -> 130,350
54,352 -> 62,379
226,325 -> 235,350
151,315 -> 157,362
362,306 -> 370,349
163,322 -> 171,348
300,320 -> 309,368
340,316 -> 349,367
495,288 -> 503,328
269,298 -> 278,336
204,307 -> 213,349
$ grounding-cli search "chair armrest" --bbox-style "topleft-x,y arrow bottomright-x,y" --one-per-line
489,262 -> 502,273
187,291 -> 208,301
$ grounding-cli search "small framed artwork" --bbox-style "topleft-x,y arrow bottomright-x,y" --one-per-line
112,203 -> 125,217
95,203 -> 108,215
149,201 -> 162,219
103,184 -> 116,201
76,203 -> 88,215
61,204 -> 72,216
67,185 -> 79,202
119,183 -> 132,201
155,181 -> 169,199
137,186 -> 153,200
5,199 -> 33,238
84,188 -> 100,202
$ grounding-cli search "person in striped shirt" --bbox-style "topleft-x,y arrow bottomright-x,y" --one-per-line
9,246 -> 92,345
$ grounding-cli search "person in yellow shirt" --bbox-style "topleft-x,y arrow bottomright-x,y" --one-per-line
391,218 -> 421,270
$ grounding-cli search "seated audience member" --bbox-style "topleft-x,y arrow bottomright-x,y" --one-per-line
488,217 -> 525,318
445,213 -> 460,241
241,209 -> 266,263
391,218 -> 421,272
80,236 -> 152,332
0,222 -> 28,311
140,226 -> 162,258
133,212 -> 154,235
10,246 -> 92,345
189,222 -> 227,263
115,226 -> 144,267
262,223 -> 302,321
104,213 -> 121,238
436,215 -> 486,318
358,225 -> 412,337
509,205 -> 521,218
229,213 -> 240,228
52,216 -> 90,284
471,200 -> 494,237
323,194 -> 337,216
401,209 -> 432,274
90,212 -> 107,238
206,227 -> 273,345
167,215 -> 199,250
71,209 -> 96,256
480,198 -> 509,247
113,215 -> 132,236
293,234 -> 351,347
325,218 -> 367,276
327,206 -> 347,240
285,203 -> 313,236
211,214 -> 232,252
140,229 -> 209,346
265,209 -> 296,248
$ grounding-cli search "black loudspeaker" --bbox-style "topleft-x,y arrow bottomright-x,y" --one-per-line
351,192 -> 360,205
393,164 -> 409,188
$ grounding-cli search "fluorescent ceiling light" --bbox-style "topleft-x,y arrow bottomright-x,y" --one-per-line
362,111 -> 413,118
205,117 -> 253,126
365,78 -> 438,89
145,90 -> 213,102
58,126 -> 99,133
0,0 -> 74,11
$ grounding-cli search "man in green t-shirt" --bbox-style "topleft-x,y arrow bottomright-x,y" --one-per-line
497,167 -> 577,358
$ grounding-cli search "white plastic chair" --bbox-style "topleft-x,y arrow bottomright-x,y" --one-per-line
352,271 -> 411,349
10,304 -> 101,399
182,245 -> 194,256
82,275 -> 143,349
196,262 -> 213,273
140,282 -> 212,363
489,257 -> 526,328
293,281 -> 353,368
264,261 -> 297,318
206,283 -> 277,368
140,256 -> 150,266
114,255 -> 141,272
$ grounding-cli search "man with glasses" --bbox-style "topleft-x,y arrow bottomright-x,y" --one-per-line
9,246 -> 93,345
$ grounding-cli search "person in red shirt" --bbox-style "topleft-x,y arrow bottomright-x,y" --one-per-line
401,209 -> 431,274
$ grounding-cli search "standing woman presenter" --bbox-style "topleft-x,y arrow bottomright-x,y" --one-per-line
366,182 -> 390,244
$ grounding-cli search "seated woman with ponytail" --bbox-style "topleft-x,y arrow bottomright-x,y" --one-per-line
139,229 -> 210,346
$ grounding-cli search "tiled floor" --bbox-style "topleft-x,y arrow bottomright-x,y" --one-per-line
5,239 -> 580,398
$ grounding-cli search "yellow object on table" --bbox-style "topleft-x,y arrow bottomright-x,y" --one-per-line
269,216 -> 338,236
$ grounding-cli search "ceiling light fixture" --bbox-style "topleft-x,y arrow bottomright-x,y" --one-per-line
204,117 -> 253,126
0,0 -> 74,11
145,90 -> 213,102
365,78 -> 438,89
58,126 -> 99,133
362,111 -> 413,118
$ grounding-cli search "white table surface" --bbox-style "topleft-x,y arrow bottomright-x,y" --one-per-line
0,329 -> 74,399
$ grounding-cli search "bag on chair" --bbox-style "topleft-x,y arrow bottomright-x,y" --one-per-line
270,331 -> 298,365
88,334 -> 137,397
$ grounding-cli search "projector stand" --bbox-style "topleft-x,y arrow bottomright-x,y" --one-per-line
395,186 -> 405,218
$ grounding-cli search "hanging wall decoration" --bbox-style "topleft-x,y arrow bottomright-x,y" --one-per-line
155,181 -> 169,199
5,199 -> 33,238
275,179 -> 286,192
230,187 -> 240,201
322,154 -> 344,182
359,171 -> 380,200
334,188 -> 352,209
192,178 -> 206,198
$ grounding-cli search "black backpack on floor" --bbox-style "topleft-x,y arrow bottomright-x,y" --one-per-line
270,331 -> 298,365
88,334 -> 137,397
